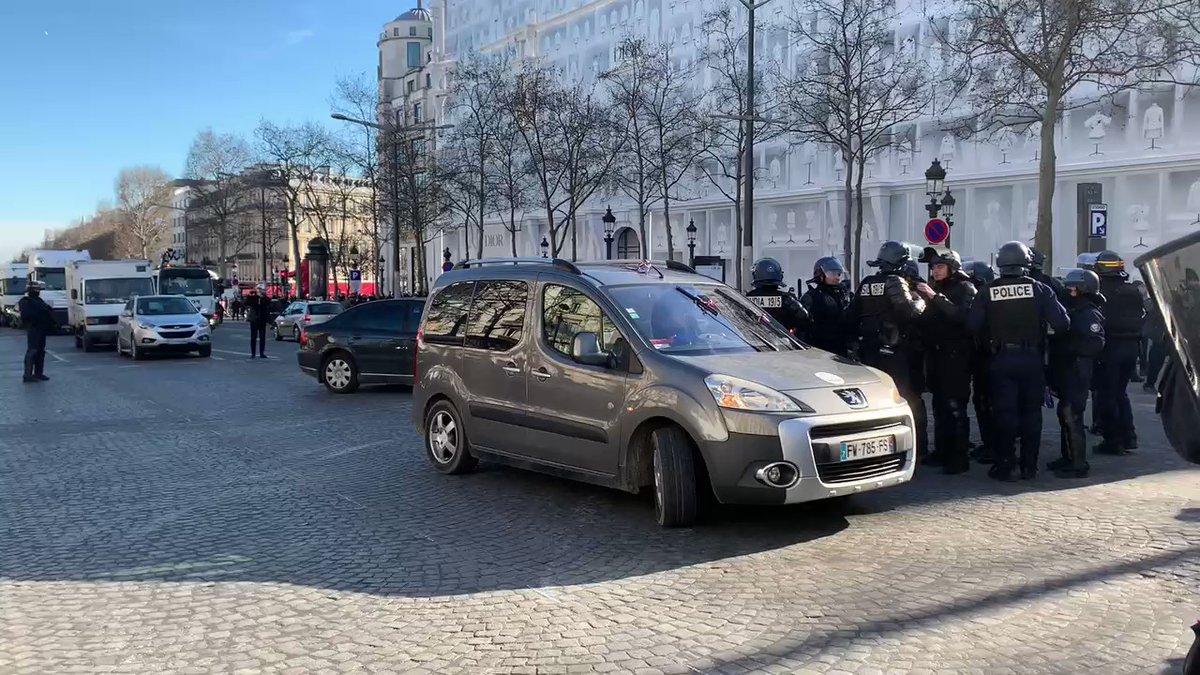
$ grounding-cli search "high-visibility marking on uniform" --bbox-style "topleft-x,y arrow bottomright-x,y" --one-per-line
990,283 -> 1034,301
859,282 -> 885,297
750,295 -> 783,308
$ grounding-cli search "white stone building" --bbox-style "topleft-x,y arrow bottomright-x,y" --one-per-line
384,0 -> 1200,289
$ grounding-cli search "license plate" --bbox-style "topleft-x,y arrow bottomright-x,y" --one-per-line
840,435 -> 895,461
751,295 -> 782,308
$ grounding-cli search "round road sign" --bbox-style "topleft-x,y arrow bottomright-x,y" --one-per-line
924,218 -> 950,245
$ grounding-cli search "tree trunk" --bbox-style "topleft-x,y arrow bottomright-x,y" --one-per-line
1035,90 -> 1060,270
571,211 -> 578,261
733,160 -> 744,290
842,151 -> 854,285
510,206 -> 519,258
477,162 -> 487,259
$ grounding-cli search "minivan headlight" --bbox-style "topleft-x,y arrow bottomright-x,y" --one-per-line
704,375 -> 812,413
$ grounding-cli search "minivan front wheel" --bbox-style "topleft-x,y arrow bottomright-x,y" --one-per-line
425,401 -> 477,474
651,425 -> 698,528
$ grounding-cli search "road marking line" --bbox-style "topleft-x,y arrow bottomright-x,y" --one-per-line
211,348 -> 276,359
45,350 -> 67,362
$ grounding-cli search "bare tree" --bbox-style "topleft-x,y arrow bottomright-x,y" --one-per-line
183,129 -> 255,276
331,74 -> 390,284
935,0 -> 1200,268
255,121 -> 332,279
114,166 -> 173,260
381,121 -> 451,294
602,38 -> 664,249
779,0 -> 934,281
488,68 -> 533,257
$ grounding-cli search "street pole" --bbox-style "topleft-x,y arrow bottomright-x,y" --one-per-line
737,0 -> 773,291
390,139 -> 402,298
260,185 -> 268,288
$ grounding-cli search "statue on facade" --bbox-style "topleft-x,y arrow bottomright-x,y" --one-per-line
939,133 -> 957,165
995,127 -> 1015,164
1085,110 -> 1112,155
1144,102 -> 1165,148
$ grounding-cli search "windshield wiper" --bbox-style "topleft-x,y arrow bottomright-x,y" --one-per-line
676,286 -> 779,352
675,286 -> 719,317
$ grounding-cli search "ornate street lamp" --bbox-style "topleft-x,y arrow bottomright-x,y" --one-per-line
686,218 -> 698,268
540,236 -> 550,258
940,189 -> 956,227
602,207 -> 617,260
925,159 -> 946,197
349,244 -> 361,268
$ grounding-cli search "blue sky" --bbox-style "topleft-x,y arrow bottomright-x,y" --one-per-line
0,0 -> 399,260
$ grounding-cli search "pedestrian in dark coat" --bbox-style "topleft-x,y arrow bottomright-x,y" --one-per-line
18,282 -> 55,382
243,288 -> 270,358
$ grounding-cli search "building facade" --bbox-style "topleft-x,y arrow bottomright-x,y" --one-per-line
385,0 -> 1200,288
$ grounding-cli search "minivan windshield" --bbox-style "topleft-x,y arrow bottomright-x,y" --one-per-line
606,283 -> 803,354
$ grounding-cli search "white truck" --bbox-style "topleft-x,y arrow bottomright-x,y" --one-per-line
66,259 -> 156,351
28,249 -> 92,332
0,262 -> 28,327
155,265 -> 219,323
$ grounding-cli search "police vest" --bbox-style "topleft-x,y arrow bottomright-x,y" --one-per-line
855,273 -> 900,344
1100,280 -> 1144,339
749,288 -> 800,330
986,276 -> 1042,345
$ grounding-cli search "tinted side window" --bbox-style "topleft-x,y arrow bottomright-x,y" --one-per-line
466,281 -> 527,352
542,285 -> 619,357
400,300 -> 425,333
353,302 -> 406,333
423,282 -> 475,345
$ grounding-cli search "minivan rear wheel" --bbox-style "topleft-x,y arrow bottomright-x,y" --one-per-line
651,425 -> 698,528
425,401 -> 477,474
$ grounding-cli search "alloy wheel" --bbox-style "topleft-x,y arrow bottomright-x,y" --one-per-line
428,411 -> 458,464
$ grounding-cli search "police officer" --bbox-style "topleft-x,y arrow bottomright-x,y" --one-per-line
965,261 -> 997,463
18,281 -> 55,383
1092,250 -> 1146,455
913,249 -> 978,473
850,241 -> 927,453
902,259 -> 931,459
1030,248 -> 1067,300
1047,269 -> 1106,479
800,256 -> 852,355
967,242 -> 1069,481
747,257 -> 811,335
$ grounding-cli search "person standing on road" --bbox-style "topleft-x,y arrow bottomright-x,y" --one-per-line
1047,269 -> 1106,479
18,281 -> 54,383
967,241 -> 1069,482
746,258 -> 811,336
800,256 -> 853,356
965,261 -> 997,464
1093,251 -> 1146,456
913,249 -> 977,474
244,287 -> 269,359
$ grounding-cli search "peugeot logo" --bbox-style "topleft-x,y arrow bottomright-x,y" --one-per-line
835,388 -> 867,409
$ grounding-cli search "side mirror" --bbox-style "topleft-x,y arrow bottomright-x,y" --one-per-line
572,332 -> 610,367
70,289 -> 78,300
121,311 -> 132,318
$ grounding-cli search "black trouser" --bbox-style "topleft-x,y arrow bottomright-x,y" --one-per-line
989,350 -> 1046,473
250,322 -> 267,356
1097,339 -> 1139,447
972,357 -> 994,452
1146,334 -> 1167,386
932,396 -> 970,470
24,330 -> 47,377
1056,390 -> 1089,472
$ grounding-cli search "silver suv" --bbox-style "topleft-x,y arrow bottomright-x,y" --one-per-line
412,258 -> 916,527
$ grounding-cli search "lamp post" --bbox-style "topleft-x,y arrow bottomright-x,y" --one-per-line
602,207 -> 617,260
686,218 -> 698,268
540,236 -> 550,258
923,159 -> 957,246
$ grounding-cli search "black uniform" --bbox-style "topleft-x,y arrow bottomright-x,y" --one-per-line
1095,276 -> 1145,453
968,274 -> 1069,479
244,294 -> 270,358
746,286 -> 810,336
800,281 -> 852,355
850,271 -> 926,440
18,291 -> 55,382
1048,294 -> 1105,477
923,271 -> 978,472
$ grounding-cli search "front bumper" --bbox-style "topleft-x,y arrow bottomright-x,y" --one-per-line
133,327 -> 211,351
297,351 -> 320,378
705,406 -> 916,506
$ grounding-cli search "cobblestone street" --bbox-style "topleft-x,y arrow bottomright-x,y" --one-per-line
1,326 -> 1197,674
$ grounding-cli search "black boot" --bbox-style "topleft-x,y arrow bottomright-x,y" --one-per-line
988,465 -> 1018,482
35,374 -> 49,381
1020,465 -> 1038,480
1055,464 -> 1090,479
22,375 -> 37,383
1047,457 -> 1071,471
1094,442 -> 1132,456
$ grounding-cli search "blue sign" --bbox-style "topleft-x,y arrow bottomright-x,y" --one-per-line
924,218 -> 950,245
348,269 -> 362,281
1089,203 -> 1108,238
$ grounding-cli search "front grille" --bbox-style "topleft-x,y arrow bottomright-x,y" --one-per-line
159,330 -> 194,339
810,416 -> 907,440
816,453 -> 907,484
92,316 -> 118,325
160,324 -> 191,330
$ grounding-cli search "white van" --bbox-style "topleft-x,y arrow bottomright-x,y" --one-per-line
66,260 -> 156,351
0,262 -> 28,327
29,249 -> 92,331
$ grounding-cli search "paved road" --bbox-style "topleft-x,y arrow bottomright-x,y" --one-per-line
1,324 -> 1197,674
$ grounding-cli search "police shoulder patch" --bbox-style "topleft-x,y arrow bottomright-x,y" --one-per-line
1090,323 -> 1102,333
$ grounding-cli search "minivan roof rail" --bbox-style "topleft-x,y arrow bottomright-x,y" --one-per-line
579,259 -> 698,274
454,257 -> 582,275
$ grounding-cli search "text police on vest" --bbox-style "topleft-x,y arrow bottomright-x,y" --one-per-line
990,283 -> 1034,301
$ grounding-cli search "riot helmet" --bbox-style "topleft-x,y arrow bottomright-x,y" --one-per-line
868,240 -> 910,272
812,256 -> 845,282
996,241 -> 1033,276
1030,248 -> 1048,273
1076,252 -> 1098,271
751,257 -> 784,288
1094,250 -> 1126,277
930,248 -> 962,273
902,260 -> 921,281
1063,268 -> 1100,296
966,260 -> 996,285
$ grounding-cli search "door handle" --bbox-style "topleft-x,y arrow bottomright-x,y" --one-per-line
501,363 -> 522,376
532,367 -> 552,381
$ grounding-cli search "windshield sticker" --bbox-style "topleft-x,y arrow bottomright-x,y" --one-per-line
815,372 -> 845,385
625,307 -> 640,320
650,338 -> 671,349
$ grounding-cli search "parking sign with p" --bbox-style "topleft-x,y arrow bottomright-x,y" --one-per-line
1089,203 -> 1108,239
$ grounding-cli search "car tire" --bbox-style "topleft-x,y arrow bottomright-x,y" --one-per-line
131,339 -> 144,361
651,425 -> 699,528
424,400 -> 477,474
82,333 -> 94,353
292,326 -> 300,342
321,352 -> 359,394
273,325 -> 282,341
198,346 -> 211,358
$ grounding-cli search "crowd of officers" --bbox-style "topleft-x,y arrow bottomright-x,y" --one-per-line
747,240 -> 1147,482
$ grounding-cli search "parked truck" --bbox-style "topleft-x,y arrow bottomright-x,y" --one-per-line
28,249 -> 92,331
66,259 -> 156,351
0,262 -> 28,327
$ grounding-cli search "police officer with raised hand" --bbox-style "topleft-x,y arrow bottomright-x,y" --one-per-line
800,256 -> 852,355
850,241 -> 927,453
965,261 -> 998,463
967,241 -> 1069,481
1092,251 -> 1146,456
18,281 -> 55,383
1047,269 -> 1106,479
747,257 -> 811,336
913,248 -> 978,474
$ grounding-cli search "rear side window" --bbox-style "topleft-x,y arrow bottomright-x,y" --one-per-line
308,302 -> 342,315
400,300 -> 425,333
465,281 -> 527,352
423,281 -> 475,345
350,302 -> 407,333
